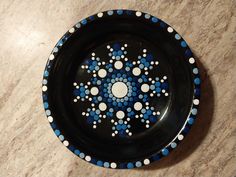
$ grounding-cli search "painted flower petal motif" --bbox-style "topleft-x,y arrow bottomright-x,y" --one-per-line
73,42 -> 169,137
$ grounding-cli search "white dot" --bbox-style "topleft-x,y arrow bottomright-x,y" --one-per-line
128,132 -> 132,136
91,87 -> 99,95
42,86 -> 47,92
97,12 -> 103,18
69,27 -> 75,33
49,54 -> 54,60
143,49 -> 147,53
111,162 -> 117,168
144,159 -> 150,165
111,82 -> 128,98
73,99 -> 77,102
112,133 -> 115,137
189,57 -> 195,64
63,140 -> 69,146
178,134 -> 184,140
193,99 -> 199,105
93,125 -> 97,128
114,61 -> 123,69
116,111 -> 125,119
99,102 -> 107,111
98,69 -> 107,78
85,156 -> 91,161
132,67 -> 141,76
134,102 -> 143,111
136,11 -> 142,17
165,93 -> 169,96
167,27 -> 174,33
163,76 -> 167,80
48,116 -> 53,122
141,84 -> 150,92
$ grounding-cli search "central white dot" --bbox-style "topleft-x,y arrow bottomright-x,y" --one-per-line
111,82 -> 128,98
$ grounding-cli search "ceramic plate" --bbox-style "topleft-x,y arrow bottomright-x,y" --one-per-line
42,10 -> 201,169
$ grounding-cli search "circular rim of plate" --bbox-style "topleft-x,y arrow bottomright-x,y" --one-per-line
42,9 -> 201,169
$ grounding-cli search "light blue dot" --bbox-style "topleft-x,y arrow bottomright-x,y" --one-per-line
193,68 -> 199,74
135,161 -> 142,167
104,162 -> 110,167
75,23 -> 81,28
181,41 -> 187,47
144,14 -> 151,19
175,34 -> 181,40
74,149 -> 80,155
151,17 -> 158,23
46,110 -> 51,116
194,78 -> 201,85
79,153 -> 85,158
127,162 -> 134,169
188,118 -> 194,124
59,135 -> 64,141
85,90 -> 90,94
171,142 -> 177,148
150,85 -> 155,90
191,108 -> 197,115
107,10 -> 114,16
162,148 -> 169,156
42,79 -> 47,85
54,129 -> 60,136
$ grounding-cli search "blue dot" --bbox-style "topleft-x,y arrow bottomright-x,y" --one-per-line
127,162 -> 134,169
44,102 -> 49,109
81,19 -> 87,25
97,160 -> 103,166
54,129 -> 60,136
151,17 -> 158,23
191,108 -> 198,115
162,148 -> 169,156
44,70 -> 49,77
181,41 -> 187,47
104,162 -> 110,168
117,10 -> 123,15
188,118 -> 194,124
194,78 -> 201,85
74,149 -> 80,155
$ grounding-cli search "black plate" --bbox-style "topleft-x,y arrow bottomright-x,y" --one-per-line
42,10 -> 201,169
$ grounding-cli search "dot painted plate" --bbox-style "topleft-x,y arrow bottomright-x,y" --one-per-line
42,10 -> 201,169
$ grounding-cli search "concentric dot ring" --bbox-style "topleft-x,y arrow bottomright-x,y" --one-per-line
42,10 -> 201,169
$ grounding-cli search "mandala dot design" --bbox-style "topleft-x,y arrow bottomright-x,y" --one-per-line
73,42 -> 169,137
